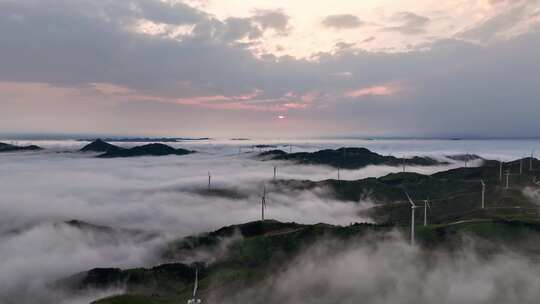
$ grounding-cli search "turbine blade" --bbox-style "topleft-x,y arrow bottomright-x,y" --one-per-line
404,191 -> 415,207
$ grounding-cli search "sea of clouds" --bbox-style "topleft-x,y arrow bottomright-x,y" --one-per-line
1,138 -> 539,303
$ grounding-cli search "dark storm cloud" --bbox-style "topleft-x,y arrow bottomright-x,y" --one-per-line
322,14 -> 364,29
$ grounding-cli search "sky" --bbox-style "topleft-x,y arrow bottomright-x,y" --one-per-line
0,0 -> 539,138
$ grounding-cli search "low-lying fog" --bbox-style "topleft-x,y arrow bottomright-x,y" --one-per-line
218,233 -> 540,304
0,138 -> 539,303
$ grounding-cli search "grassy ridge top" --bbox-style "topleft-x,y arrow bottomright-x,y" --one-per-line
59,149 -> 540,303
259,147 -> 485,169
84,217 -> 540,304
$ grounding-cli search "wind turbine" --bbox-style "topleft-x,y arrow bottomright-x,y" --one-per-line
505,170 -> 510,189
207,171 -> 211,190
405,192 -> 419,246
187,268 -> 202,304
499,160 -> 503,183
481,180 -> 486,209
261,185 -> 267,221
337,167 -> 341,181
423,198 -> 431,226
531,150 -> 535,171
273,165 -> 277,181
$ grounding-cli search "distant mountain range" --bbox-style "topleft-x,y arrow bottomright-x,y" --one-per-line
78,137 -> 210,143
258,147 -> 482,169
30,145 -> 540,303
0,142 -> 42,153
80,139 -> 194,158
80,139 -> 121,153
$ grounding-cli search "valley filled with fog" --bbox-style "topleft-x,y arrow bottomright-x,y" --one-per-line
1,138 -> 540,304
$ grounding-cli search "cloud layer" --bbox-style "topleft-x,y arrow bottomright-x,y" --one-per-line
1,138 -> 540,303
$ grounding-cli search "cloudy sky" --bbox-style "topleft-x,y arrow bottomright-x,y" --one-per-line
0,0 -> 539,138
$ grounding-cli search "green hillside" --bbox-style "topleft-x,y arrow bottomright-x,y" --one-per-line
59,156 -> 540,303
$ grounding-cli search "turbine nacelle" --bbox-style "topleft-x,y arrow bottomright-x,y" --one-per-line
405,192 -> 418,208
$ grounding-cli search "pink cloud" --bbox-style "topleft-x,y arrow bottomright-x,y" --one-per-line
91,83 -> 135,96
174,89 -> 263,105
345,84 -> 401,98
1,81 -> 303,113
301,91 -> 318,103
283,102 -> 308,109
284,91 -> 296,98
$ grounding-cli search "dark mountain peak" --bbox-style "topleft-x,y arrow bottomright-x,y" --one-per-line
210,220 -> 304,238
378,171 -> 431,185
0,142 -> 42,153
63,219 -> 115,233
446,154 -> 482,162
335,147 -> 375,154
135,143 -> 178,152
258,149 -> 287,158
262,147 -> 444,169
80,139 -> 121,152
98,143 -> 194,158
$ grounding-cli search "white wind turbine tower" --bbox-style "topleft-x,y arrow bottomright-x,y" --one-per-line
499,160 -> 503,183
261,185 -> 267,221
531,149 -> 535,171
187,268 -> 202,304
273,165 -> 277,181
505,169 -> 510,189
481,180 -> 486,209
423,198 -> 431,226
405,192 -> 419,246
